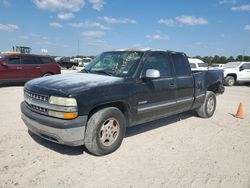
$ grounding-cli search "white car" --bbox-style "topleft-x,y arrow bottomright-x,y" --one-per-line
209,64 -> 224,70
188,58 -> 208,71
223,62 -> 250,86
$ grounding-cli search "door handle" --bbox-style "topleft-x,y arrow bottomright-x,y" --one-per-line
169,83 -> 175,88
36,67 -> 41,69
17,67 -> 22,70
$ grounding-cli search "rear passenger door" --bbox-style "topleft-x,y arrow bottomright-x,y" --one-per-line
135,52 -> 178,124
170,52 -> 195,112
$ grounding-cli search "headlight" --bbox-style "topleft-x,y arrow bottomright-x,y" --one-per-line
48,96 -> 78,119
49,96 -> 77,106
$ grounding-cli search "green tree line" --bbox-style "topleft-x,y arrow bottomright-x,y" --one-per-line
191,55 -> 250,65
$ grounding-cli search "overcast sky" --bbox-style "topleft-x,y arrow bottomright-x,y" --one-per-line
0,0 -> 250,57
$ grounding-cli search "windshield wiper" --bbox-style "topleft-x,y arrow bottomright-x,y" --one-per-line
91,70 -> 114,76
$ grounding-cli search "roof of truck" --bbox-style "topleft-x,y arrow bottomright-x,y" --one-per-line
111,48 -> 185,54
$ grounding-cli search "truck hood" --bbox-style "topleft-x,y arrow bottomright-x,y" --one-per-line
25,73 -> 124,96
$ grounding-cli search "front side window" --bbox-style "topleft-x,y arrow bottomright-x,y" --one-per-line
242,63 -> 250,70
7,57 -> 20,65
142,53 -> 172,78
85,51 -> 143,77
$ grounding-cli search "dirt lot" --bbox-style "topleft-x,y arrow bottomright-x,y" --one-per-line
0,85 -> 250,188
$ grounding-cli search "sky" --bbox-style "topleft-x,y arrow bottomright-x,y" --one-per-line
0,0 -> 250,57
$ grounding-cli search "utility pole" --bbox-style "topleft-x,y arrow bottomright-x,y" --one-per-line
242,50 -> 245,62
77,38 -> 79,57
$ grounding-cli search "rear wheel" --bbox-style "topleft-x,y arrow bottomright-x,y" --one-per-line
84,107 -> 126,156
196,91 -> 216,118
225,76 -> 235,86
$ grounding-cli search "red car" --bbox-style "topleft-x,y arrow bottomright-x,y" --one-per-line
0,53 -> 61,84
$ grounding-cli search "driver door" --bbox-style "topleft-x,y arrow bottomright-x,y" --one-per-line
134,52 -> 177,124
238,63 -> 250,81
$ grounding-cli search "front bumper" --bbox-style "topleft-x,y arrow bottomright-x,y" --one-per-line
21,101 -> 88,146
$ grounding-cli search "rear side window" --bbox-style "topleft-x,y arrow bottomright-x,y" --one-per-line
21,56 -> 39,65
142,52 -> 173,78
40,57 -> 53,64
171,53 -> 191,76
7,57 -> 20,65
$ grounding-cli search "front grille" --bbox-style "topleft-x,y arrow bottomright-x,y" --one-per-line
24,90 -> 49,115
25,90 -> 49,102
29,104 -> 47,113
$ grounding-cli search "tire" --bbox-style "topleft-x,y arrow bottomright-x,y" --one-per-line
225,76 -> 235,86
196,91 -> 216,118
43,73 -> 52,77
84,107 -> 126,156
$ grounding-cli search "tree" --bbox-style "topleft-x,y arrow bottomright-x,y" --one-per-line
227,56 -> 235,62
219,56 -> 227,64
236,55 -> 243,61
212,55 -> 220,64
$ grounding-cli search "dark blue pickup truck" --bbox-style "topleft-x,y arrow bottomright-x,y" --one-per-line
21,49 -> 224,155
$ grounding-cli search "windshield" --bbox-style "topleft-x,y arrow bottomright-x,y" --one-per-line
224,62 -> 241,68
198,63 -> 208,67
84,51 -> 143,77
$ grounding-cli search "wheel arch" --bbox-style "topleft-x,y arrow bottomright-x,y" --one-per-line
42,72 -> 54,76
87,101 -> 131,127
226,73 -> 237,81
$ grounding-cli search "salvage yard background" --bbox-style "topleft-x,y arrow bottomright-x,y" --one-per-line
0,83 -> 249,188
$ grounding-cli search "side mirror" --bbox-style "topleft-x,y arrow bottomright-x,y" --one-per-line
239,66 -> 244,71
144,69 -> 160,79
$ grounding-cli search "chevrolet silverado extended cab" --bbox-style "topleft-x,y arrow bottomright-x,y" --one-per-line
21,50 -> 224,156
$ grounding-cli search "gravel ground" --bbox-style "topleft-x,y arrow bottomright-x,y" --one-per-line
0,84 -> 250,188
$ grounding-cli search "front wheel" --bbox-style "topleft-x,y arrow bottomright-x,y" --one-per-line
196,91 -> 216,118
225,76 -> 235,86
84,107 -> 126,156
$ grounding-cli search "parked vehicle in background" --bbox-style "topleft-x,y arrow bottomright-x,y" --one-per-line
0,54 -> 61,84
1,46 -> 32,54
209,64 -> 224,70
82,57 -> 92,67
188,58 -> 208,71
55,57 -> 78,69
21,49 -> 224,156
223,61 -> 250,86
